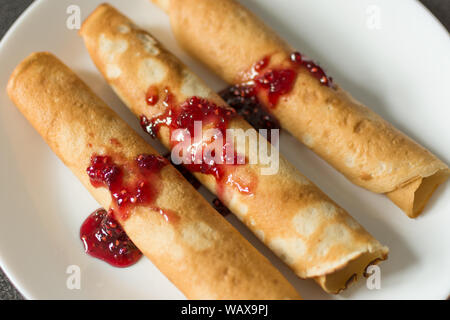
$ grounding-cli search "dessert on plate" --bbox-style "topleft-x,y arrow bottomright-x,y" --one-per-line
151,0 -> 449,218
7,52 -> 301,300
80,4 -> 389,294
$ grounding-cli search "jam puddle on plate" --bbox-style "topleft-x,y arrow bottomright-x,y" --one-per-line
80,208 -> 142,268
81,152 -> 175,267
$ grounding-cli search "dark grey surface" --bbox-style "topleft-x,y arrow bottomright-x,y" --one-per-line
420,0 -> 450,31
0,0 -> 449,301
0,0 -> 33,301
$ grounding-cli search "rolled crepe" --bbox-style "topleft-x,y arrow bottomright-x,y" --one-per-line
80,4 -> 389,294
7,52 -> 302,300
152,0 -> 450,218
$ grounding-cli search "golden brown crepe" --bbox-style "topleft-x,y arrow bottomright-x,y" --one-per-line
152,0 -> 450,218
7,51 -> 302,300
80,4 -> 389,294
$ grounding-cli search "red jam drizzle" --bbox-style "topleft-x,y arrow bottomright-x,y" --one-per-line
80,208 -> 142,267
146,86 -> 159,106
87,153 -> 168,220
254,68 -> 297,107
141,95 -> 235,140
248,56 -> 270,78
234,52 -> 334,110
290,52 -> 334,88
140,92 -> 253,195
219,85 -> 280,138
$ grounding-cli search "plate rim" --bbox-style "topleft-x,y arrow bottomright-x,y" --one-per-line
0,0 -> 50,300
0,0 -> 448,300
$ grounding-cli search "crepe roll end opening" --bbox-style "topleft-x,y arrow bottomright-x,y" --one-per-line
314,249 -> 388,294
79,3 -> 113,36
386,168 -> 450,218
7,52 -> 51,96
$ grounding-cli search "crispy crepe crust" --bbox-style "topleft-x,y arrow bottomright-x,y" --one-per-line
153,0 -> 450,218
80,4 -> 389,294
7,52 -> 302,300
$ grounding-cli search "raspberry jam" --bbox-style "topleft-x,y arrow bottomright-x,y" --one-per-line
141,92 -> 253,195
80,208 -> 142,267
290,51 -> 334,87
146,85 -> 159,106
234,52 -> 334,110
219,85 -> 280,137
87,153 -> 168,220
254,68 -> 297,107
141,95 -> 236,140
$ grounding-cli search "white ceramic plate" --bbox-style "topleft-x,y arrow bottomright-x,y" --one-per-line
0,0 -> 449,300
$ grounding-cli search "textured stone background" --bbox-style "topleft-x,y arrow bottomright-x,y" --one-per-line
0,0 -> 448,300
